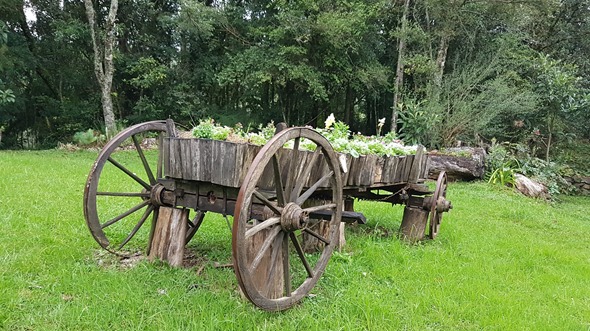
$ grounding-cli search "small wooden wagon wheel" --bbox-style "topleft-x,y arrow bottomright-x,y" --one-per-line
84,120 -> 198,256
428,171 -> 450,239
232,128 -> 343,311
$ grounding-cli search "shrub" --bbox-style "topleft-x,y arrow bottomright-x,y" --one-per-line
73,129 -> 105,147
485,140 -> 574,195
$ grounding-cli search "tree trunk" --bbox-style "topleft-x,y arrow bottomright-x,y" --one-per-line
391,0 -> 411,133
434,35 -> 449,88
546,114 -> 554,162
84,0 -> 118,136
344,84 -> 353,125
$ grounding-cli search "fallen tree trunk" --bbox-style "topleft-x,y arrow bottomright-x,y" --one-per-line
428,147 -> 486,181
514,174 -> 549,199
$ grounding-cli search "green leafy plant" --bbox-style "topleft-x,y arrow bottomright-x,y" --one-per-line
486,139 -> 574,195
0,89 -> 15,104
397,98 -> 438,146
72,129 -> 105,147
191,118 -> 216,139
190,115 -> 418,157
487,161 -> 519,187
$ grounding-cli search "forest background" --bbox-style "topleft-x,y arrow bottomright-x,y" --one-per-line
0,0 -> 588,174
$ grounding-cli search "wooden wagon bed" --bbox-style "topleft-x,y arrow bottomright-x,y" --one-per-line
163,138 -> 429,190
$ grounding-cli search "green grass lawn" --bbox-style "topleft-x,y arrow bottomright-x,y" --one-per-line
1,150 -> 589,330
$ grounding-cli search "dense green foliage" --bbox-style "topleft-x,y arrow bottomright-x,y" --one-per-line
0,0 -> 588,157
1,150 -> 590,329
190,115 -> 417,156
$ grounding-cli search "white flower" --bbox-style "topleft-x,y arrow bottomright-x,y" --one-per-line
377,117 -> 386,128
325,113 -> 336,129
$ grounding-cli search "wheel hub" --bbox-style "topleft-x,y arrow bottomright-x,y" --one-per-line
436,196 -> 452,213
280,202 -> 309,232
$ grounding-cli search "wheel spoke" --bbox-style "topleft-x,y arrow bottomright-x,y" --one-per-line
132,134 -> 156,185
302,203 -> 337,214
245,217 -> 280,239
290,146 -> 322,202
117,205 -> 154,250
252,190 -> 282,215
303,227 -> 330,245
185,211 -> 206,245
107,156 -> 151,190
295,170 -> 334,205
282,233 -> 291,296
272,154 -> 286,207
248,226 -> 282,273
284,137 -> 300,203
101,200 -> 151,229
97,192 -> 150,198
290,232 -> 314,278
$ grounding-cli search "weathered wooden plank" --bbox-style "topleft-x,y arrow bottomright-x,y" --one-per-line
181,139 -> 193,180
238,144 -> 260,186
351,156 -> 363,186
211,140 -> 239,187
404,155 -> 415,183
383,156 -> 399,183
170,138 -> 184,179
338,153 -> 352,186
189,139 -> 201,182
373,156 -> 384,184
163,137 -> 170,178
420,154 -> 430,181
359,155 -> 378,186
393,156 -> 406,183
408,146 -> 425,184
197,139 -> 212,182
232,143 -> 246,187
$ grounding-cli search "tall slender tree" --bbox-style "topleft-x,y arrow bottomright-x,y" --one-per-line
391,0 -> 411,132
84,0 -> 118,135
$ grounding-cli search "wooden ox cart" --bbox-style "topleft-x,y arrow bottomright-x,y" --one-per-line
83,120 -> 451,311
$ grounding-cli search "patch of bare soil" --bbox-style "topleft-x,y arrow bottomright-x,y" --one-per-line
93,248 -> 214,273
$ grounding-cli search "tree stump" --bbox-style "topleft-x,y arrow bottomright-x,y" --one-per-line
148,207 -> 188,267
398,206 -> 428,243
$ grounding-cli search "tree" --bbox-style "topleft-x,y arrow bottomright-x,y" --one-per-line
84,0 -> 118,136
391,0 -> 410,133
531,54 -> 586,162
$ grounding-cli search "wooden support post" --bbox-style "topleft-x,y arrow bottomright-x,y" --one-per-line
148,207 -> 188,267
399,206 -> 428,243
245,225 -> 284,299
302,199 -> 346,253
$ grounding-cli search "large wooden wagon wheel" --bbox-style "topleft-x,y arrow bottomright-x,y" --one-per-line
232,128 -> 343,311
83,120 -> 201,256
428,171 -> 449,239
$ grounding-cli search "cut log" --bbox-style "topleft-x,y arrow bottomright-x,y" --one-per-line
398,206 -> 428,243
148,207 -> 188,267
428,147 -> 486,181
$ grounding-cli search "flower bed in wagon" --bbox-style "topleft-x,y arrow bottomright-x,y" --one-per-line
163,115 -> 428,189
